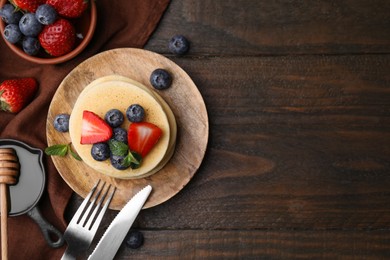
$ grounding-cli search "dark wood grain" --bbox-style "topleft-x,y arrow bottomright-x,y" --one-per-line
139,54 -> 390,229
67,0 -> 390,258
114,230 -> 390,259
146,0 -> 390,55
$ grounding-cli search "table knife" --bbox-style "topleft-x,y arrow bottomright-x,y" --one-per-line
88,185 -> 152,260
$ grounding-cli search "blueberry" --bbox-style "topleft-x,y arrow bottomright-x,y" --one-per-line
22,37 -> 40,56
53,114 -> 70,132
3,24 -> 22,44
91,143 -> 110,161
126,104 -> 145,123
19,13 -> 43,37
105,109 -> 124,128
125,230 -> 144,249
0,4 -> 22,24
168,35 -> 190,55
112,127 -> 128,143
150,69 -> 172,90
110,154 -> 130,170
35,4 -> 57,25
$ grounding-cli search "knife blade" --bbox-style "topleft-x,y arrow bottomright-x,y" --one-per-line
88,185 -> 152,260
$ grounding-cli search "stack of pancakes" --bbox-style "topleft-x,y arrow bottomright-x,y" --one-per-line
69,75 -> 177,179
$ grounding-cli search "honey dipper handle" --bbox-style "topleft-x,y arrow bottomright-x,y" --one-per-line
1,184 -> 8,260
0,148 -> 19,260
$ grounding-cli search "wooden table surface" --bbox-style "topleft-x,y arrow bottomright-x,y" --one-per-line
68,1 -> 390,259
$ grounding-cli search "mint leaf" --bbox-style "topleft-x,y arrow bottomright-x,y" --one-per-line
45,144 -> 68,156
68,145 -> 82,161
128,151 -> 142,169
45,143 -> 82,161
109,140 -> 129,156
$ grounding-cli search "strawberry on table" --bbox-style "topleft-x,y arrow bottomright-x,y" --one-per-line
0,78 -> 38,113
10,0 -> 45,13
38,18 -> 76,57
81,110 -> 113,144
127,122 -> 162,158
46,0 -> 88,18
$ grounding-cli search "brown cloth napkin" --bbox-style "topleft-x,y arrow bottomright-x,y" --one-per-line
0,0 -> 170,259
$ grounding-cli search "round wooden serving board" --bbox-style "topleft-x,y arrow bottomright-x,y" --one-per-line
46,48 -> 209,209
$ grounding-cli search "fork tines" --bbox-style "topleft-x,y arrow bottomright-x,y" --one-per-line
71,180 -> 116,231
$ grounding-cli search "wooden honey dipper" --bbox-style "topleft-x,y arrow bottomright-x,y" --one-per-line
0,148 -> 20,260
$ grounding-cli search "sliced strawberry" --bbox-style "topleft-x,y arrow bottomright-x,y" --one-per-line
80,111 -> 112,144
127,122 -> 162,158
0,78 -> 38,113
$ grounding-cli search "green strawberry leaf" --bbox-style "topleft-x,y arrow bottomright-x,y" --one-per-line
45,144 -> 68,157
0,90 -> 10,112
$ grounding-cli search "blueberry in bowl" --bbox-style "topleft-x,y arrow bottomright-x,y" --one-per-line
0,3 -> 22,24
0,0 -> 97,64
19,13 -> 42,37
3,23 -> 22,43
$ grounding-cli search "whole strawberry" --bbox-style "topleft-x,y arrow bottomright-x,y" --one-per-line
0,78 -> 38,113
46,0 -> 88,18
9,0 -> 45,12
39,18 -> 75,57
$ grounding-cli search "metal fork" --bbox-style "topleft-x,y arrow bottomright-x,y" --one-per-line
61,180 -> 116,260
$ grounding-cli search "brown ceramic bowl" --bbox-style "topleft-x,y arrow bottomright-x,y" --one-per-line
0,0 -> 96,64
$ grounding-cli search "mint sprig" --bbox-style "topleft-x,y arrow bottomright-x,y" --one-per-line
108,139 -> 128,156
109,140 -> 142,169
45,143 -> 82,161
126,151 -> 142,169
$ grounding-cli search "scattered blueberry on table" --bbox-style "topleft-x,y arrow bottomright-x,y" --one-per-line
125,230 -> 144,249
168,34 -> 190,55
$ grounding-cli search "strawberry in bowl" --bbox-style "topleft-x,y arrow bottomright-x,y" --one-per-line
9,0 -> 45,13
39,18 -> 76,57
0,0 -> 96,64
46,0 -> 88,18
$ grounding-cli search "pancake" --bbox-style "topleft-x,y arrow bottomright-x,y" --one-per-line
86,75 -> 177,154
69,76 -> 175,179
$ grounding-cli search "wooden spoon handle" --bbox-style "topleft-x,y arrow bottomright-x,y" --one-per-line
1,184 -> 8,260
